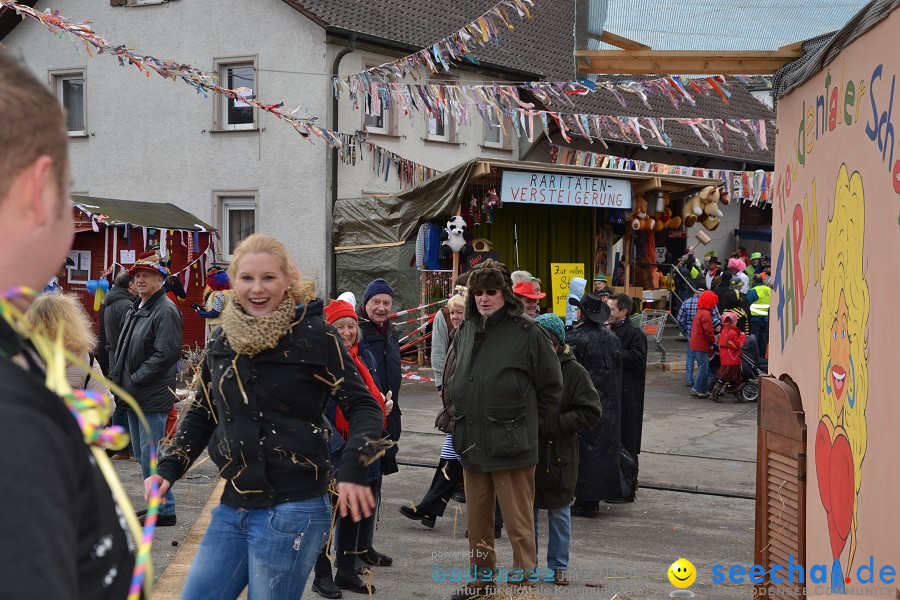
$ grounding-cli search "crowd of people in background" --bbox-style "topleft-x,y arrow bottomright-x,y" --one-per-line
3,51 -> 780,600
674,247 -> 771,401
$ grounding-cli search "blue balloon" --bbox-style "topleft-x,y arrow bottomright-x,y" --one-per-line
98,278 -> 110,292
86,279 -> 98,293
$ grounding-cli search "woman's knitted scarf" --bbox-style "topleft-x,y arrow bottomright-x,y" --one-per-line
221,293 -> 296,357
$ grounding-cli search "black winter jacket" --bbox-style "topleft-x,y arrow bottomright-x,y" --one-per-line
0,320 -> 136,599
356,306 -> 402,475
535,345 -> 602,510
99,285 -> 135,375
110,288 -> 182,412
566,321 -> 623,501
611,318 -> 648,459
157,300 -> 384,509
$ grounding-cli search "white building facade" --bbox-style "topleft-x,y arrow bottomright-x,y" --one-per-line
4,0 -> 520,292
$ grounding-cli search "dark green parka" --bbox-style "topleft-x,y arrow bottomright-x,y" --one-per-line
535,344 -> 602,510
450,308 -> 563,473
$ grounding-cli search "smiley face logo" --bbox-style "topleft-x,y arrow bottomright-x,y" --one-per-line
668,559 -> 696,588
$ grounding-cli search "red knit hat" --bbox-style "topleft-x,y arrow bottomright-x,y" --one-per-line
325,299 -> 357,324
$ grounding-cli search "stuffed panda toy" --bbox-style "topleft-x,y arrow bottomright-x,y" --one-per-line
439,215 -> 474,260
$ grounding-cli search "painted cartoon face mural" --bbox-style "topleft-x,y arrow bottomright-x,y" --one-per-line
815,165 -> 870,594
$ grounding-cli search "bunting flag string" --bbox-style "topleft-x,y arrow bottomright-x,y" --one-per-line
521,110 -> 772,153
338,132 -> 441,189
336,75 -> 739,133
0,0 -> 340,147
347,0 -> 537,85
550,145 -> 774,206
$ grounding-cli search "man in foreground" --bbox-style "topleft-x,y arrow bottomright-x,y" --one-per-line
0,52 -> 136,598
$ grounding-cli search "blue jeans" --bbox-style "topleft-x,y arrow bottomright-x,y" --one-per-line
181,497 -> 331,600
533,505 -> 571,570
685,348 -> 699,386
691,351 -> 711,394
126,410 -> 176,516
111,404 -> 132,454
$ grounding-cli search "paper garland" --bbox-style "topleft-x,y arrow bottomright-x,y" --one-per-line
0,1 -> 340,146
337,75 -> 739,136
338,132 -> 440,188
550,145 -> 773,206
348,0 -> 537,85
534,111 -> 772,152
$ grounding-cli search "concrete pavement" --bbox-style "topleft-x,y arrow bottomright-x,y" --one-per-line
115,327 -> 760,599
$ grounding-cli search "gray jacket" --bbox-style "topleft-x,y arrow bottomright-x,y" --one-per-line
110,288 -> 182,412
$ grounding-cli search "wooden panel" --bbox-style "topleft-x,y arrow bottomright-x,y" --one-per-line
759,377 -> 807,441
756,375 -> 806,599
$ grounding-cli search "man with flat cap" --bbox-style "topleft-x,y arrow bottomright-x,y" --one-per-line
565,292 -> 623,518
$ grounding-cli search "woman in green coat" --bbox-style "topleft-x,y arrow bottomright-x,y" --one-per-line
533,314 -> 602,586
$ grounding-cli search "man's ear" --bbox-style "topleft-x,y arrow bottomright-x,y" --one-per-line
26,156 -> 56,226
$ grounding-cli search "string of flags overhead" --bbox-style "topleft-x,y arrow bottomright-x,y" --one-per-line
336,74 -> 739,136
348,0 -> 537,84
338,133 -> 441,189
0,0 -> 341,147
5,0 -> 771,192
540,112 -> 772,152
550,146 -> 773,206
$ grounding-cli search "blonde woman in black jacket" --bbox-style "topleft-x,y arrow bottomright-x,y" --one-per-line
150,234 -> 383,600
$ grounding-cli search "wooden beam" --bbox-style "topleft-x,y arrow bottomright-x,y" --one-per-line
575,49 -> 804,75
631,177 -> 663,197
598,31 -> 651,51
778,40 -> 804,52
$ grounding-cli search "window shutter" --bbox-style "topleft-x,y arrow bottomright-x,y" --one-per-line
755,376 -> 806,599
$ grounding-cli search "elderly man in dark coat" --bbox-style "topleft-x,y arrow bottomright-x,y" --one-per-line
566,292 -> 623,518
449,260 -> 562,600
605,293 -> 648,502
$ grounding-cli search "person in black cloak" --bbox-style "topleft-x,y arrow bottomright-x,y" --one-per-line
605,293 -> 648,503
565,292 -> 624,518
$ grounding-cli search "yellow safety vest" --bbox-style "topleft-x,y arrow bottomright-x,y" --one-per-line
750,285 -> 770,317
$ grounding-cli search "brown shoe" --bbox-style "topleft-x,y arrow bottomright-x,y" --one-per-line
111,452 -> 132,461
554,569 -> 570,586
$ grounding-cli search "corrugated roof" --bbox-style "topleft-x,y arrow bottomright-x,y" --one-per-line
594,1 -> 871,52
292,0 -> 776,164
73,196 -> 215,231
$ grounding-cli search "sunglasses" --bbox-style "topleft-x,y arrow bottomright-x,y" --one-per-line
473,289 -> 499,297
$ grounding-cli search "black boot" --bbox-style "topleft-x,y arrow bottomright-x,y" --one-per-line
335,571 -> 374,594
312,576 -> 343,599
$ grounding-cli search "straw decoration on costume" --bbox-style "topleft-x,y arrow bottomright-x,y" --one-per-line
0,286 -> 161,600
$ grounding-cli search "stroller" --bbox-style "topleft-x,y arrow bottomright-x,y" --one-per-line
707,333 -> 767,403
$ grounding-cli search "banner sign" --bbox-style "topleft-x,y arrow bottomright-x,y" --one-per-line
501,170 -> 632,209
550,262 -> 585,317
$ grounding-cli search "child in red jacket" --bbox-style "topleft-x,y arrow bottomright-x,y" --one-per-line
713,312 -> 746,398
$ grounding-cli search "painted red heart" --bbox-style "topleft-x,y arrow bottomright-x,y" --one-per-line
815,420 -> 855,560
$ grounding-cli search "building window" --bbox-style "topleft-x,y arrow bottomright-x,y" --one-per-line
483,111 -> 506,148
66,250 -> 91,284
363,73 -> 395,135
217,195 -> 257,259
50,70 -> 86,136
426,78 -> 456,142
214,58 -> 257,130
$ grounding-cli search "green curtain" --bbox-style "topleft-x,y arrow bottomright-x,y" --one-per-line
474,202 -> 595,308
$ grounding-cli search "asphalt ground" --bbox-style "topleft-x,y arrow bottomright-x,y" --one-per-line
115,326 -> 759,599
